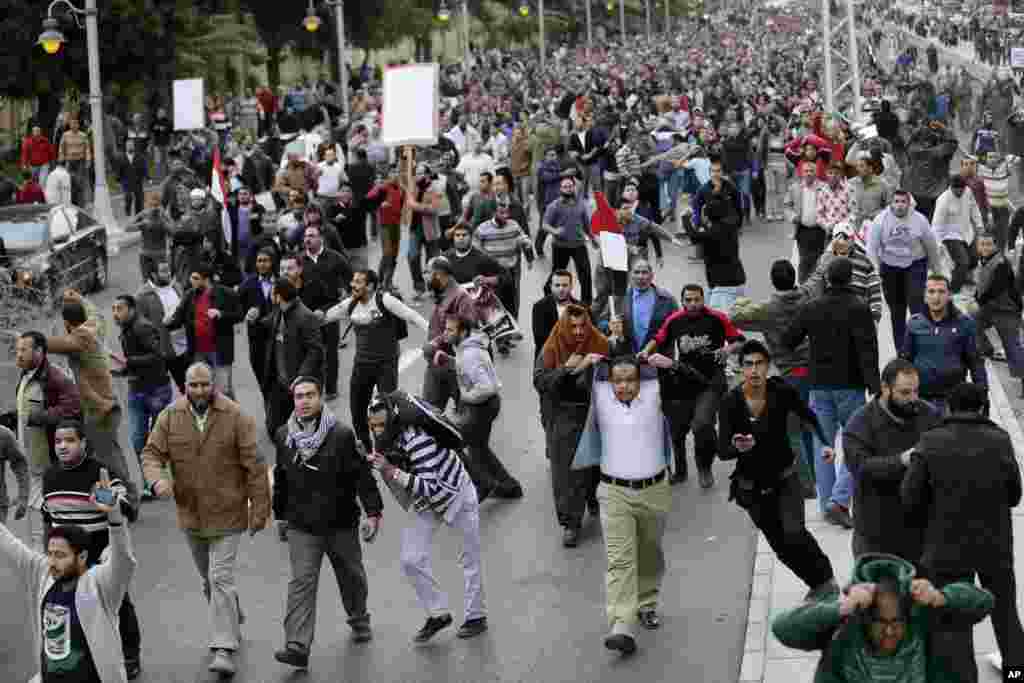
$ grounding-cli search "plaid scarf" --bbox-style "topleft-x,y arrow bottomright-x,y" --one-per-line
285,408 -> 338,466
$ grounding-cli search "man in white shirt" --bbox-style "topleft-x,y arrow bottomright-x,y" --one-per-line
571,355 -> 680,656
484,127 -> 510,167
785,162 -> 827,283
316,147 -> 347,199
456,140 -> 495,196
45,163 -> 73,206
932,174 -> 983,293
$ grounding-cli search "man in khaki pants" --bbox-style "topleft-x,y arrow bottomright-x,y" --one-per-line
572,352 -> 698,655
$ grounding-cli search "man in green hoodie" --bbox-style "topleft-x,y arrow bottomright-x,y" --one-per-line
772,554 -> 994,683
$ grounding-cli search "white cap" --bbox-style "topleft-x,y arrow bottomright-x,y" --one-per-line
190,188 -> 206,200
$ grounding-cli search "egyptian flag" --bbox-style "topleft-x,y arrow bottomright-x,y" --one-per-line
210,144 -> 232,252
591,191 -> 628,298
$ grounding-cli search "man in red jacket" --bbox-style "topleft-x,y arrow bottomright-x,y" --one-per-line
20,125 -> 54,187
16,173 -> 45,205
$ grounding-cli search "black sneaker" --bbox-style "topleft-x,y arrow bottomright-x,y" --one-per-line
125,659 -> 141,680
824,504 -> 854,529
494,482 -> 524,499
698,468 -> 715,489
274,643 -> 309,668
413,614 -> 453,643
637,608 -> 661,630
351,624 -> 373,643
604,633 -> 637,655
456,617 -> 488,639
587,499 -> 600,517
562,526 -> 580,548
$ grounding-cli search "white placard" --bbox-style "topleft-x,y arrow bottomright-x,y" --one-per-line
599,232 -> 628,272
1012,47 -> 1024,69
381,64 -> 439,147
173,78 -> 205,131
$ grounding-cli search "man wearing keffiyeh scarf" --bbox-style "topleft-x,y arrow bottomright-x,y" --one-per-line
535,304 -> 609,548
271,376 -> 384,669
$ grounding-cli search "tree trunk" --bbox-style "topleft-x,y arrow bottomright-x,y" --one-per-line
267,44 -> 283,91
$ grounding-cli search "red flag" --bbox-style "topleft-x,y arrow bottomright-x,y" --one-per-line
590,192 -> 621,237
210,144 -> 228,206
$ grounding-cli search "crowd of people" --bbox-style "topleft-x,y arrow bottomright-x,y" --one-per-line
2,0 -> 1024,681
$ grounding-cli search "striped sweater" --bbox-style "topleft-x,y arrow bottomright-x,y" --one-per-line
474,218 -> 534,269
978,156 -> 1018,209
395,427 -> 469,518
42,456 -> 127,562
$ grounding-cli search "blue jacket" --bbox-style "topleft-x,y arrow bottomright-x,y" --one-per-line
903,304 -> 987,400
572,365 -> 674,471
536,159 -> 563,208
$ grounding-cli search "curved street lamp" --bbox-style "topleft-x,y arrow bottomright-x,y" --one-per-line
300,0 -> 349,121
303,1 -> 322,32
37,0 -> 118,249
438,0 -> 451,21
520,3 -> 530,17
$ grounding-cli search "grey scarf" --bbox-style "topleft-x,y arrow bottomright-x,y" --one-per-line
285,408 -> 338,467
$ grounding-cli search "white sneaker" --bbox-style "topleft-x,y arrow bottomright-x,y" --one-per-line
986,651 -> 1002,671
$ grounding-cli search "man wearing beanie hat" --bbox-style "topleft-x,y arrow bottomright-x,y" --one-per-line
782,256 -> 880,529
932,175 -> 984,294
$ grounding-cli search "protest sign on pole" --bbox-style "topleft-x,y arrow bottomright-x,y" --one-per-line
173,78 -> 205,131
381,64 -> 439,147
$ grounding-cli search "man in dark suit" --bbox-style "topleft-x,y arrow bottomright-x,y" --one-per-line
239,248 -> 278,397
531,269 -> 578,354
225,186 -> 267,273
902,382 -> 1024,681
300,223 -> 352,400
260,276 -> 326,438
597,259 -> 680,355
567,116 -> 604,198
119,140 -> 148,217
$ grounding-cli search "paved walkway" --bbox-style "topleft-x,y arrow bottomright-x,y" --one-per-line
743,26 -> 1023,683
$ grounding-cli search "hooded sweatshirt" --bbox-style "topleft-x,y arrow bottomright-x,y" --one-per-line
866,207 -> 941,270
455,332 -> 500,405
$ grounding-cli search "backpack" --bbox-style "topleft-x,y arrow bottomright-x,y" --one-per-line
347,289 -> 408,340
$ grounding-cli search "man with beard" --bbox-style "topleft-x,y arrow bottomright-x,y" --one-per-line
421,257 -> 477,412
532,270 -> 578,354
143,361 -> 270,677
323,269 -> 428,450
260,277 -> 326,440
534,304 -> 609,548
640,284 -> 745,488
240,249 -> 278,398
406,165 -> 446,297
301,224 -> 352,400
0,468 -> 135,683
224,186 -> 266,274
866,190 -> 942,354
123,194 -> 175,283
135,260 -> 189,393
474,201 -> 534,354
842,359 -> 942,565
442,224 -> 506,286
541,176 -> 597,306
272,376 -> 382,669
42,420 -> 142,679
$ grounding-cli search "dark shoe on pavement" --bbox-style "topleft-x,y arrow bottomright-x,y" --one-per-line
413,614 -> 454,643
562,526 -> 580,548
209,648 -> 236,675
125,659 -> 141,680
351,624 -> 373,643
494,482 -> 524,499
274,644 -> 309,668
824,503 -> 854,529
604,633 -> 637,655
587,499 -> 600,517
802,483 -> 817,500
670,470 -> 687,485
477,484 -> 495,503
456,617 -> 488,639
638,608 -> 661,630
277,521 -> 289,542
698,468 -> 715,489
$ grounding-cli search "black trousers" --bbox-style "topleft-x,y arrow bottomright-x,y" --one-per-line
322,321 -> 340,396
119,592 -> 141,661
166,353 -> 188,395
942,239 -> 971,293
667,377 -> 726,478
457,395 -> 518,493
744,473 -> 835,590
551,244 -> 593,305
350,359 -> 398,450
422,364 -> 459,412
547,403 -> 598,529
124,181 -> 144,218
929,565 -> 1024,683
266,379 -> 294,440
795,225 -> 827,284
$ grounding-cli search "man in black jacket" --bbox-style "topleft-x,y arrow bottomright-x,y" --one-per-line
781,257 -> 880,529
902,382 -> 1024,681
843,359 -> 941,564
531,269 -> 578,354
224,186 -> 267,273
261,277 -> 326,439
118,140 -> 148,220
165,263 -> 242,399
688,156 -> 747,314
239,249 -> 277,398
272,376 -> 382,669
301,224 -> 352,400
111,294 -> 173,497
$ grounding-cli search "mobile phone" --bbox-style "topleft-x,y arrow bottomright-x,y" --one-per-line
95,488 -> 115,506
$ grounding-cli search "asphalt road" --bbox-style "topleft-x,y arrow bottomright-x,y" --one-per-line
0,205 -> 790,682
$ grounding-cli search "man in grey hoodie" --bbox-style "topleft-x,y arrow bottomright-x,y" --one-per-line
441,314 -> 523,500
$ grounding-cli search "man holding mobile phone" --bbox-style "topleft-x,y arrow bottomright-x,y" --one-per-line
41,419 -> 143,679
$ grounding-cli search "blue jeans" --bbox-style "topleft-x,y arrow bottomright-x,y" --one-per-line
127,383 -> 174,476
708,286 -> 744,316
730,169 -> 752,212
782,375 -> 816,489
809,387 -> 865,513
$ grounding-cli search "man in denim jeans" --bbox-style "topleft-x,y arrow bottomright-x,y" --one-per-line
112,295 -> 173,499
782,258 -> 881,530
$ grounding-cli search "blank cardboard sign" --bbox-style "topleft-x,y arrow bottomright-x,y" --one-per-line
381,64 -> 439,147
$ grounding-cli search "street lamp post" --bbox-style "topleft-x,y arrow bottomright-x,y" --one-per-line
463,0 -> 471,68
303,0 -> 349,122
586,0 -> 593,55
38,0 -> 117,247
539,0 -> 546,71
619,0 -> 626,41
646,0 -> 652,41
